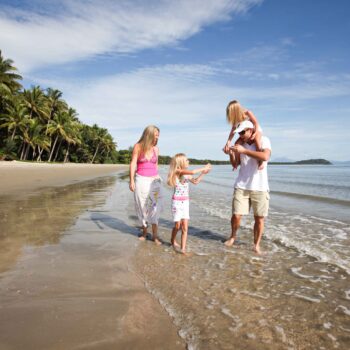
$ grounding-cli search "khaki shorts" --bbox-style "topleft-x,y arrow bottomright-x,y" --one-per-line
232,188 -> 270,217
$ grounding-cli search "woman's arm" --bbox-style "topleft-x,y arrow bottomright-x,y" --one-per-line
154,146 -> 159,170
129,144 -> 139,192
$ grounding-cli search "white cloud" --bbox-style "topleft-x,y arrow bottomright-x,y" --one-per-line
0,0 -> 262,72
28,59 -> 348,160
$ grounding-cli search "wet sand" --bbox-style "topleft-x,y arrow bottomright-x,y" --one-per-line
0,163 -> 184,349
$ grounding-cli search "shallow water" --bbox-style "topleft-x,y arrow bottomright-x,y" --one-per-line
0,175 -> 184,350
129,165 -> 350,349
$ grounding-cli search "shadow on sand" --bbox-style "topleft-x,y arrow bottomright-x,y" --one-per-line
89,211 -> 225,243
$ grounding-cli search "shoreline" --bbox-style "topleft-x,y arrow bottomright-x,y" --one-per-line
0,161 -> 128,197
0,163 -> 185,349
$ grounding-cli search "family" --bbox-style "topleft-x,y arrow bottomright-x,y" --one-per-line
129,100 -> 272,255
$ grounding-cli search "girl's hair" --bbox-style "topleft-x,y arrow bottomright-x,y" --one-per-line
167,153 -> 188,187
226,100 -> 246,126
138,125 -> 160,154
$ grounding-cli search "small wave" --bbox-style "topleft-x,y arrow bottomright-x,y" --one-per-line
267,228 -> 350,275
294,293 -> 321,303
291,267 -> 334,283
271,179 -> 350,192
336,305 -> 350,316
272,190 -> 350,206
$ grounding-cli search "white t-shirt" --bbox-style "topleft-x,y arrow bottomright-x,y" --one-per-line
234,136 -> 271,192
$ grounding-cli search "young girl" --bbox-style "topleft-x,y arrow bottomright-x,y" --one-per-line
167,154 -> 211,254
223,100 -> 263,169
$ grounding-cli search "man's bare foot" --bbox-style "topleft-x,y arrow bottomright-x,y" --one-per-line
224,237 -> 235,247
171,241 -> 180,248
138,235 -> 146,241
180,250 -> 193,256
253,245 -> 262,255
153,238 -> 162,245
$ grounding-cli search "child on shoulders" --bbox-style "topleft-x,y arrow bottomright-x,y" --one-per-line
223,100 -> 264,170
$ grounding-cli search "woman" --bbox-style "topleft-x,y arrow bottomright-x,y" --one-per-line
129,125 -> 163,244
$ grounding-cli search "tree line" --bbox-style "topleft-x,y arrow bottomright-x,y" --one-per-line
0,50 -> 231,165
0,50 -> 119,163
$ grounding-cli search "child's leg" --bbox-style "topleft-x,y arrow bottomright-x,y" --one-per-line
180,219 -> 189,253
230,137 -> 243,169
171,221 -> 181,247
254,132 -> 264,170
151,223 -> 162,245
229,150 -> 236,169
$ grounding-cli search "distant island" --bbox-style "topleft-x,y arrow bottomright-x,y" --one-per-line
269,159 -> 332,165
159,157 -> 332,166
116,150 -> 332,166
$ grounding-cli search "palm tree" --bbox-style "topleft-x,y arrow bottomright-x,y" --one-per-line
0,97 -> 28,140
22,86 -> 49,120
90,124 -> 109,163
36,90 -> 68,161
63,121 -> 82,163
100,134 -> 116,161
25,119 -> 49,160
0,50 -> 22,95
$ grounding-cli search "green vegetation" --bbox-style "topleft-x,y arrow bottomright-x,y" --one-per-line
0,51 -> 118,163
270,159 -> 332,165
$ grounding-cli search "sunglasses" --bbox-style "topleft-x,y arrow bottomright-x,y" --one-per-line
238,129 -> 248,136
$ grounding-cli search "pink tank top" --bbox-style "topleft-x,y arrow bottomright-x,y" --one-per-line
136,148 -> 158,177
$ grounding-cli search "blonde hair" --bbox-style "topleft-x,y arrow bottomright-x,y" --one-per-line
167,153 -> 188,187
226,100 -> 246,126
138,125 -> 160,155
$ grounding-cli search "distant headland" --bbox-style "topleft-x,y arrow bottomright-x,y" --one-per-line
115,150 -> 332,166
269,159 -> 332,165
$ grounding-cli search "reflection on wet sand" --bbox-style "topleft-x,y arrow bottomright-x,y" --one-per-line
0,177 -> 116,273
0,175 -> 184,350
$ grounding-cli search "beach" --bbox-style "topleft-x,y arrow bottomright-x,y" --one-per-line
0,161 -> 127,197
0,162 -> 184,349
1,162 -> 350,349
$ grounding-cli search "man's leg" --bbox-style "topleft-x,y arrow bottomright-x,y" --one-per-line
251,191 -> 269,254
224,214 -> 241,247
225,188 -> 248,247
253,216 -> 264,254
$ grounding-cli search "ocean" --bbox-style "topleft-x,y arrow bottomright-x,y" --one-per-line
129,164 -> 350,349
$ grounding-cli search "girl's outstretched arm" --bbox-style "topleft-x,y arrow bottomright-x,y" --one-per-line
190,171 -> 207,185
177,163 -> 211,177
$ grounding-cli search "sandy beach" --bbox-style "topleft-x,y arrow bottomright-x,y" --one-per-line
0,162 -> 184,349
0,161 -> 127,197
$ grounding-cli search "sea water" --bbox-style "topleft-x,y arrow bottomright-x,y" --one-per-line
129,165 -> 350,349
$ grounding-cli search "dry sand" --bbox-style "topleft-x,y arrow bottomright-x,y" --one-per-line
0,161 -> 128,197
0,162 -> 185,349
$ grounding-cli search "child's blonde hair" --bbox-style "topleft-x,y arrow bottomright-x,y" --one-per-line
226,100 -> 246,126
138,125 -> 160,155
167,153 -> 188,187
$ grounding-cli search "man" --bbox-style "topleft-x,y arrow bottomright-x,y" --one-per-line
224,120 -> 271,254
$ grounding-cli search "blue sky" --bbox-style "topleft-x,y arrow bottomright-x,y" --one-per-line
1,0 -> 349,161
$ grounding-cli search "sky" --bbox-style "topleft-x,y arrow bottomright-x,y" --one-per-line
1,0 -> 349,161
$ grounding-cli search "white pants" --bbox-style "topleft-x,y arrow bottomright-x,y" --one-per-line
134,174 -> 163,227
